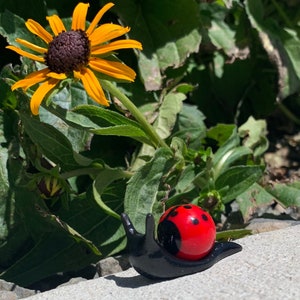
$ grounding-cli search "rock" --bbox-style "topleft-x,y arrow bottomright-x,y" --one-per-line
0,279 -> 37,299
0,291 -> 17,300
246,217 -> 300,234
56,278 -> 87,289
96,255 -> 130,277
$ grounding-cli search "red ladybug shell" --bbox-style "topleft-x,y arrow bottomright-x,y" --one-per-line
157,204 -> 216,261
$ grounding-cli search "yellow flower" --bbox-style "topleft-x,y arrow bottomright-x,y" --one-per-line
7,2 -> 142,115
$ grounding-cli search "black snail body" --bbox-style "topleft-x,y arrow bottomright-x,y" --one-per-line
121,213 -> 242,280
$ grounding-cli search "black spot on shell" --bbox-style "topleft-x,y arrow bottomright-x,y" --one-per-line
183,205 -> 192,209
170,210 -> 178,217
191,217 -> 199,225
202,214 -> 208,221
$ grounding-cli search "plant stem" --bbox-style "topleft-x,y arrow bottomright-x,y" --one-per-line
61,167 -> 133,180
271,0 -> 294,29
277,102 -> 300,126
102,80 -> 169,149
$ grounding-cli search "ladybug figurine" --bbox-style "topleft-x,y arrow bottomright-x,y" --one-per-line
157,204 -> 216,261
121,205 -> 242,280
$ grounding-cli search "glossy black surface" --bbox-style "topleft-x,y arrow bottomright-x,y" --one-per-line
121,213 -> 242,280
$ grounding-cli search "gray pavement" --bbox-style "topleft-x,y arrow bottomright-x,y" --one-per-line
26,224 -> 300,300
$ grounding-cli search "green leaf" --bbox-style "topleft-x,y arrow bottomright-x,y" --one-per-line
103,0 -> 201,90
0,188 -> 101,286
39,85 -> 93,153
266,183 -> 300,208
20,113 -> 91,171
215,165 -> 264,203
93,167 -> 130,220
209,124 -> 241,172
208,19 -> 236,55
199,2 -> 244,58
0,113 -> 9,240
124,147 -> 175,233
172,104 -> 206,149
0,180 -> 127,286
0,0 -> 47,24
40,112 -> 92,154
72,105 -> 152,145
0,111 -> 31,269
237,183 -> 276,222
238,116 -> 269,158
216,228 -> 252,242
207,124 -> 238,147
0,77 -> 18,111
154,89 -> 186,139
213,146 -> 252,179
0,10 -> 45,49
62,182 -> 127,258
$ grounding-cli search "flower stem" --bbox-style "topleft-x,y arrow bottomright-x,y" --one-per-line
102,80 -> 169,149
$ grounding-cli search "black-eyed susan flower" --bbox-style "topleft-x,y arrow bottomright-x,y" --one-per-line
7,2 -> 142,115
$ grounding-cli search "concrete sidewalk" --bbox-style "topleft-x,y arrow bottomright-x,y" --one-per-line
26,224 -> 300,300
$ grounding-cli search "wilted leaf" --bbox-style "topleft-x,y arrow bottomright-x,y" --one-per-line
245,0 -> 300,99
237,183 -> 276,222
266,182 -> 300,208
154,89 -> 186,139
238,116 -> 269,158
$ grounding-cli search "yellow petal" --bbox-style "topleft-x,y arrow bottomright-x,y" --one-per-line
91,39 -> 143,55
71,2 -> 89,31
30,78 -> 60,115
89,57 -> 136,82
15,38 -> 47,54
47,72 -> 67,80
6,45 -> 45,63
26,19 -> 53,44
89,24 -> 130,46
74,68 -> 109,106
86,2 -> 114,36
46,15 -> 66,36
11,68 -> 50,91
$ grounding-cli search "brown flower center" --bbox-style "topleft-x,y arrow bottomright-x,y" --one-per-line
45,30 -> 90,74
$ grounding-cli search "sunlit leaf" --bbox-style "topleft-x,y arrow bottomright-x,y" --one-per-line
238,116 -> 269,158
266,182 -> 300,208
154,88 -> 186,139
216,165 -> 264,203
72,105 -> 152,145
102,0 -> 201,90
124,147 -> 176,233
237,183 -> 276,222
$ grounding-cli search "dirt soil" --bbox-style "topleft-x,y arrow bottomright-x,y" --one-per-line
264,110 -> 300,183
